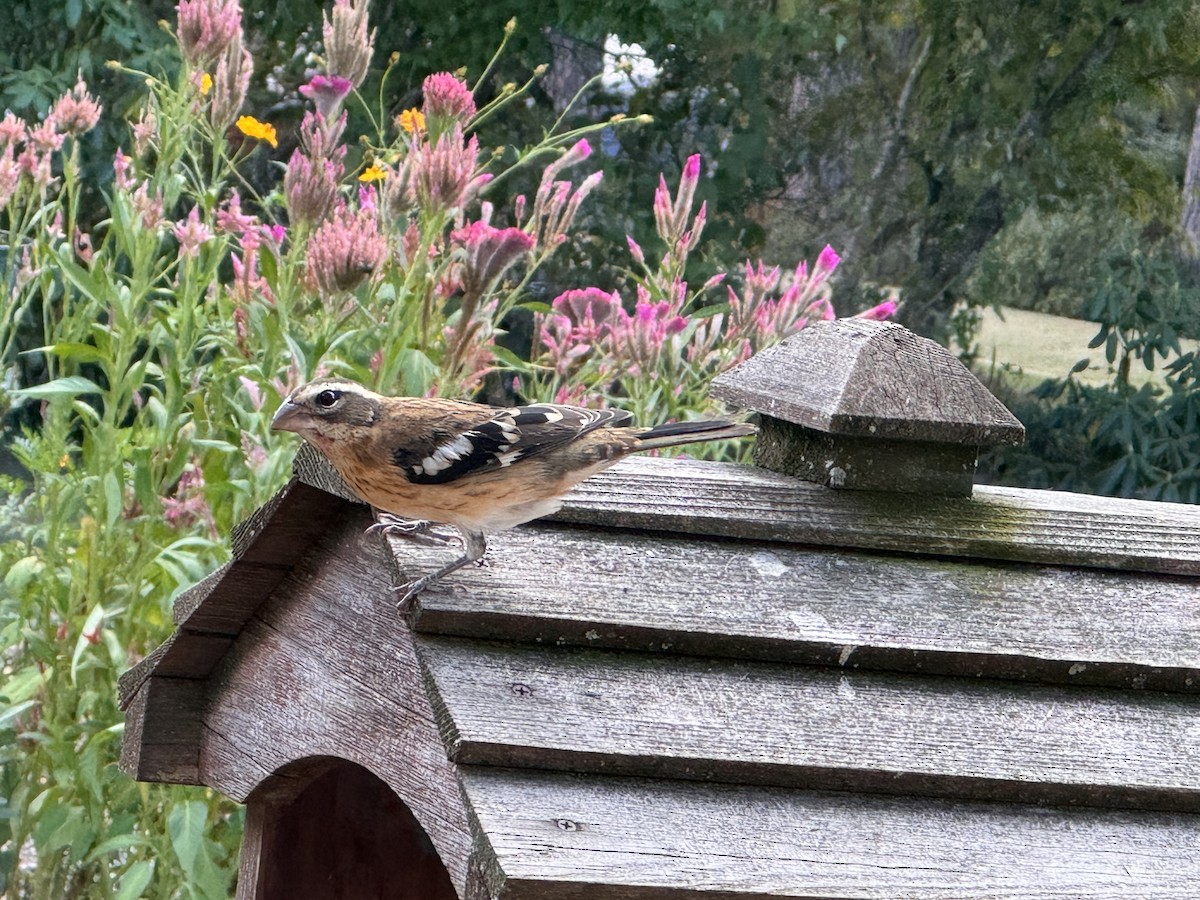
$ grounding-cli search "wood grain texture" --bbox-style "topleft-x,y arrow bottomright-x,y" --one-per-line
197,506 -> 475,895
710,319 -> 1024,445
418,637 -> 1200,812
118,676 -> 205,783
459,767 -> 1200,899
407,524 -> 1200,692
549,456 -> 1200,575
751,418 -> 980,495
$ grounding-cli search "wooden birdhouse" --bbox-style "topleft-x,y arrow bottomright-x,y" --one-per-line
120,319 -> 1200,898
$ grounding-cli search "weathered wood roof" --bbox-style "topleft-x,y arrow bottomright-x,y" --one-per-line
119,444 -> 1200,899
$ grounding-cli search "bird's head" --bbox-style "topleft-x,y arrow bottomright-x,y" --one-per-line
271,378 -> 383,450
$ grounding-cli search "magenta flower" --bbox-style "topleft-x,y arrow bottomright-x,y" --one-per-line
409,124 -> 484,214
815,244 -> 841,277
162,463 -> 215,535
171,206 -> 213,257
322,0 -> 374,89
216,190 -> 258,235
653,153 -> 703,246
307,198 -> 388,295
450,221 -> 535,295
611,298 -> 688,372
284,149 -> 342,227
176,0 -> 243,69
855,298 -> 898,321
422,72 -> 477,131
51,77 -> 101,136
299,74 -> 353,123
551,287 -> 618,341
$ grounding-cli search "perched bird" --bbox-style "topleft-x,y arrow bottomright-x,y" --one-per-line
271,378 -> 755,605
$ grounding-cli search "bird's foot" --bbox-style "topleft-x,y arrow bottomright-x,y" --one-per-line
366,515 -> 460,548
393,573 -> 437,613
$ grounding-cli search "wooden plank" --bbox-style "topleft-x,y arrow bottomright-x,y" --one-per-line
197,507 -> 475,896
407,524 -> 1200,692
459,766 -> 1200,899
549,456 -> 1200,575
418,637 -> 1200,812
173,561 -> 293,636
118,676 -> 205,784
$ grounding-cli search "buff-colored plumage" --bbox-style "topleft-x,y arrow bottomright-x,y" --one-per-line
271,378 -> 755,605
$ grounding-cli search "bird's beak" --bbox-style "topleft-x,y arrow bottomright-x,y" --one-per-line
270,399 -> 302,433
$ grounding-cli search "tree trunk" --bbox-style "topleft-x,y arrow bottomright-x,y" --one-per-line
1180,102 -> 1200,274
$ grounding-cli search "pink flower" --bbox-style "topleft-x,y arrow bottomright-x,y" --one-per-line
855,298 -> 898,321
409,124 -> 483,214
0,112 -> 25,150
322,0 -> 374,89
0,152 -> 19,207
162,463 -> 215,535
815,244 -> 841,276
422,72 -> 476,127
209,37 -> 252,132
51,77 -> 101,136
450,221 -> 535,295
611,299 -> 688,371
27,119 -> 64,154
112,148 -> 134,190
653,153 -> 703,245
299,74 -> 353,123
176,0 -> 243,69
240,431 -> 268,473
284,149 -> 342,227
626,235 -> 646,267
216,190 -> 258,235
238,376 -> 264,410
131,183 -> 164,230
307,198 -> 388,295
172,206 -> 212,257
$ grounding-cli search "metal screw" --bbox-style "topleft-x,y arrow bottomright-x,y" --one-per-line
555,818 -> 581,831
510,682 -> 534,697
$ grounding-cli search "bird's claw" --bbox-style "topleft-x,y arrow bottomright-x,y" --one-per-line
366,515 -> 460,548
393,575 -> 433,613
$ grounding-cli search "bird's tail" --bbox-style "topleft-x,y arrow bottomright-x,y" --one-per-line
633,418 -> 756,452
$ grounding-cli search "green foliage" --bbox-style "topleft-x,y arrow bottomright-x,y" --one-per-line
979,236 -> 1200,501
0,3 -> 862,894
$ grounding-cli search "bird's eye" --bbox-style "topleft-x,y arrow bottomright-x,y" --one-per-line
314,389 -> 341,409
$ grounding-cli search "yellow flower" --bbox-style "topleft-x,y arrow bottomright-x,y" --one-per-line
236,115 -> 278,148
58,453 -> 70,469
200,72 -> 213,96
398,108 -> 425,134
358,164 -> 387,183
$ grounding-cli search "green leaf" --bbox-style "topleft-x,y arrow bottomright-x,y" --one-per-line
115,859 -> 155,900
12,376 -> 102,399
86,832 -> 153,863
0,700 -> 36,729
24,342 -> 107,365
168,800 -> 207,877
4,556 -> 45,594
65,0 -> 82,28
104,470 -> 123,529
71,604 -> 106,684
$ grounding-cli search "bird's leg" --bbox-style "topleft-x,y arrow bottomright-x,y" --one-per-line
365,513 -> 460,548
395,530 -> 488,612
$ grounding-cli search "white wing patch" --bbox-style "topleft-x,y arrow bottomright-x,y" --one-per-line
419,434 -> 477,475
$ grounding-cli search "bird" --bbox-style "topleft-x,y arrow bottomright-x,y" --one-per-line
271,378 -> 756,606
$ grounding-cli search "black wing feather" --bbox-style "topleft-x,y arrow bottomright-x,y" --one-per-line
398,404 -> 631,485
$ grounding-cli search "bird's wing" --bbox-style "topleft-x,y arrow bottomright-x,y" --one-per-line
395,403 -> 633,485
